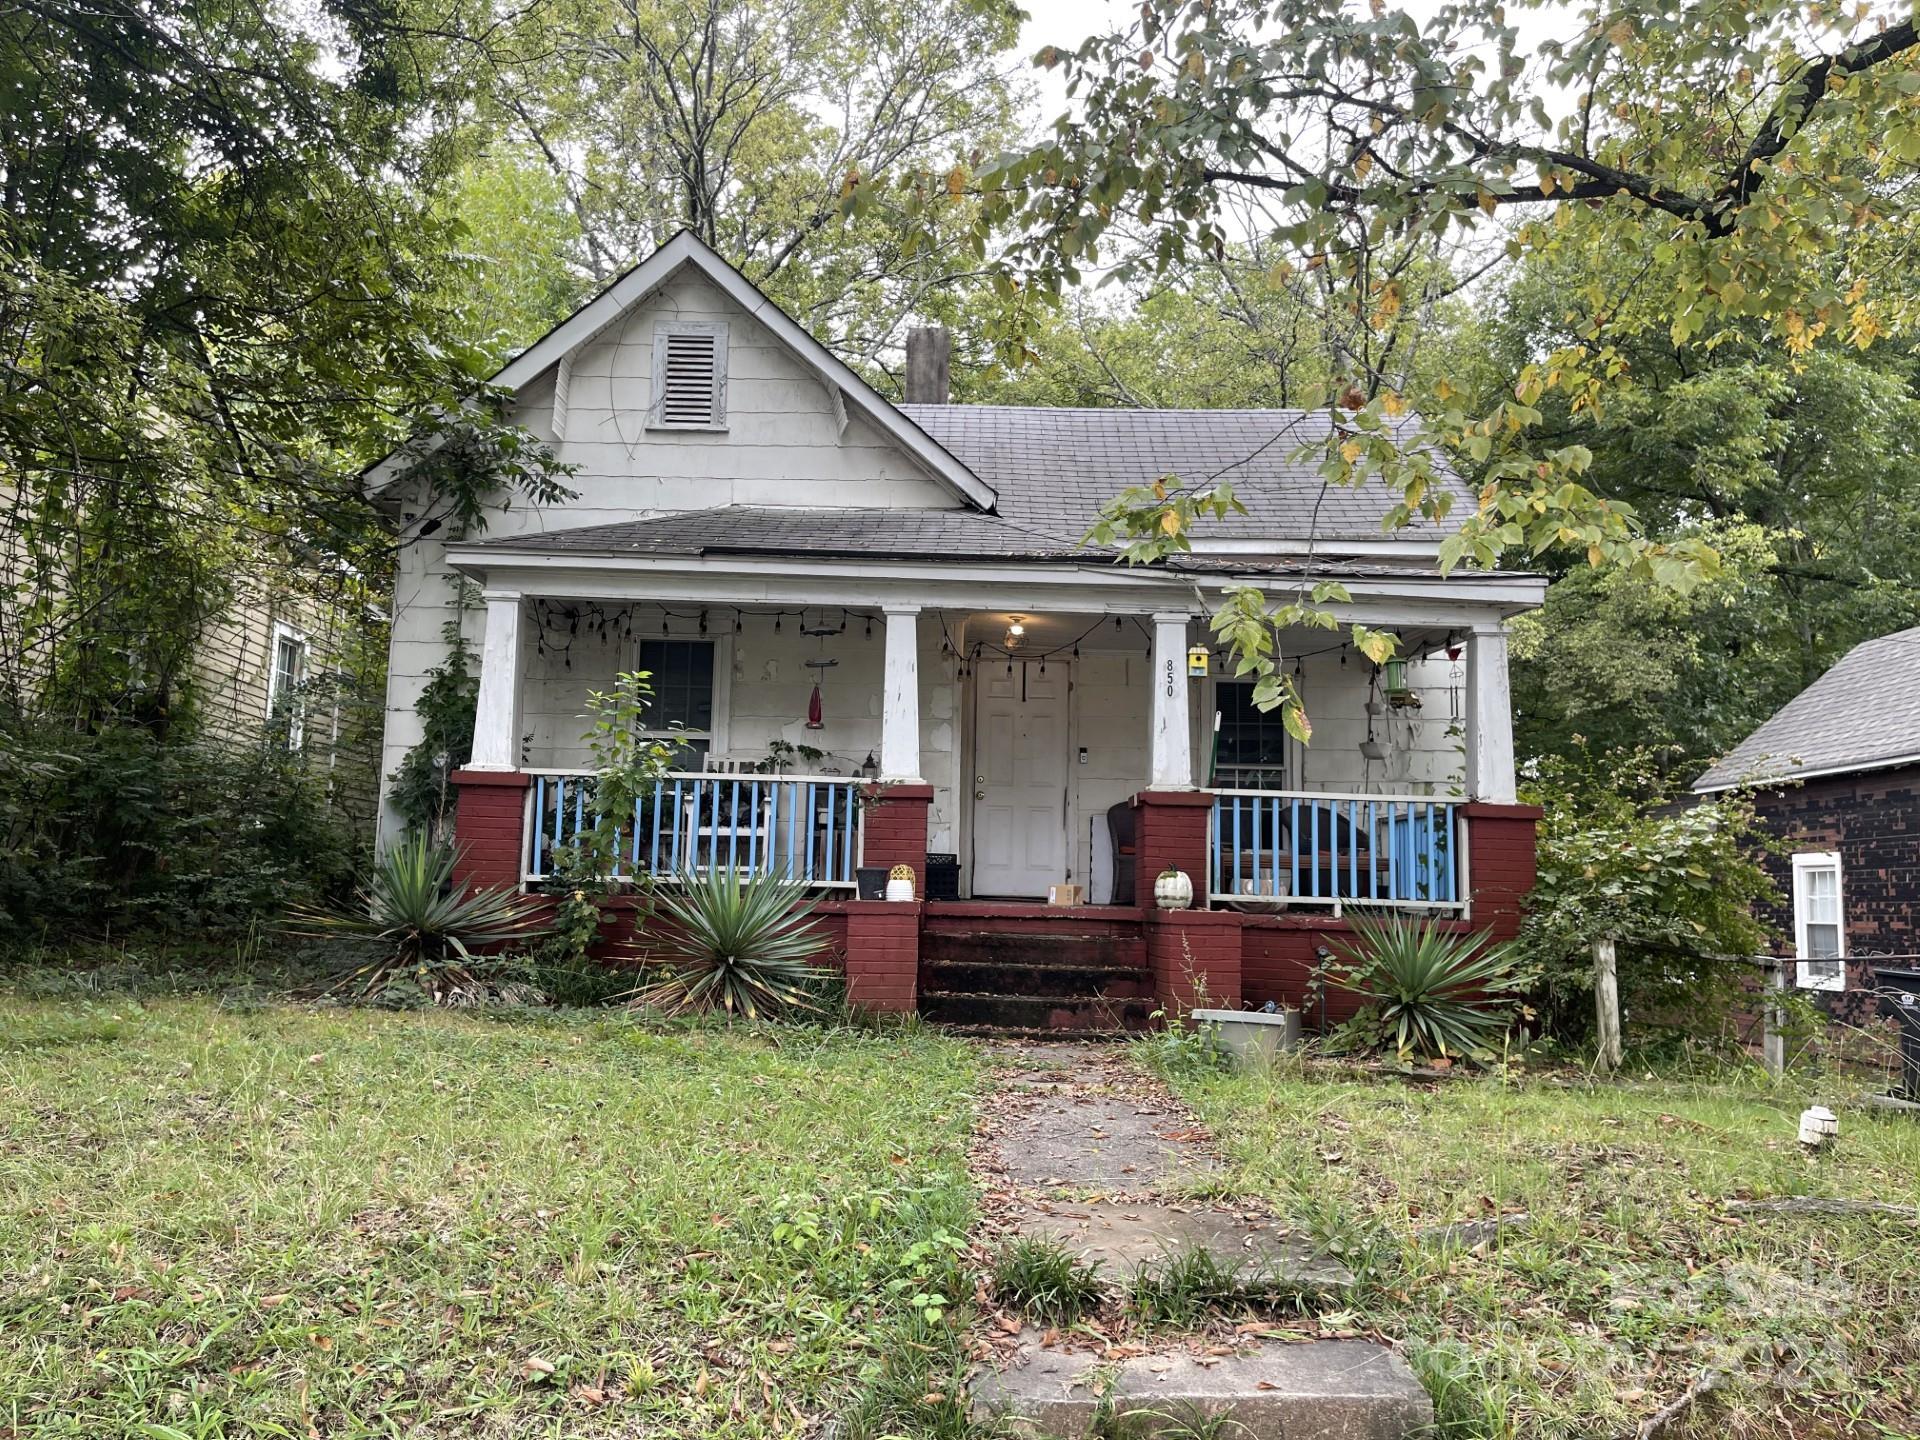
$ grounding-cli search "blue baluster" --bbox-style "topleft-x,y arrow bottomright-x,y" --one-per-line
1387,803 -> 1400,901
1289,797 -> 1301,897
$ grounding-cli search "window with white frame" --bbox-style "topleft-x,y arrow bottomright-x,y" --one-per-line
648,321 -> 728,430
634,639 -> 724,766
1791,850 -> 1846,991
266,621 -> 309,751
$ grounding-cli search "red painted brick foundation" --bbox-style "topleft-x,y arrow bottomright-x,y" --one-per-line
862,784 -> 933,896
1460,802 -> 1542,943
450,770 -> 530,892
443,776 -> 1542,1030
1133,790 -> 1213,909
842,901 -> 921,1011
1146,909 -> 1244,1015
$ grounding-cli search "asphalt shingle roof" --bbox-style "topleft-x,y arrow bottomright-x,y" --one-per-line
460,505 -> 1477,580
898,404 -> 1468,542
1695,625 -> 1920,790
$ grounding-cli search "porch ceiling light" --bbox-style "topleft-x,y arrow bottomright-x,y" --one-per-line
1005,616 -> 1027,649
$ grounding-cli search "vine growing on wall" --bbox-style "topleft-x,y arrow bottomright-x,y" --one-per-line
388,584 -> 482,846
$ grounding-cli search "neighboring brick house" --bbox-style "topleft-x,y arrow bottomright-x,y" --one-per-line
1694,625 -> 1920,1020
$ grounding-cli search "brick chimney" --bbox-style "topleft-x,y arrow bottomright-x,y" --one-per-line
904,326 -> 951,405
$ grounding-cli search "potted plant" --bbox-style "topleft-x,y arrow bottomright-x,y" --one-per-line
1154,866 -> 1194,910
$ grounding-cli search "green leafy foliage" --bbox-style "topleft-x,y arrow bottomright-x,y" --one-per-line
1517,747 -> 1781,1041
1325,915 -> 1533,1062
387,611 -> 480,847
0,723 -> 356,946
625,871 -> 829,1019
288,834 -> 552,1002
537,671 -> 680,967
929,0 -> 1920,710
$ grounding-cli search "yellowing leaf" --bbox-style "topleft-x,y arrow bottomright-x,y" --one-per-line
1159,510 -> 1183,536
1340,440 -> 1364,464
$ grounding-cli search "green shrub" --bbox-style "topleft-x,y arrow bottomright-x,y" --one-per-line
991,1236 -> 1105,1325
0,720 -> 356,945
1324,914 -> 1532,1062
1517,744 -> 1781,1041
288,834 -> 551,1001
625,871 -> 828,1019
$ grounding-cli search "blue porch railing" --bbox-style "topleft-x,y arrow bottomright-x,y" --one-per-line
522,770 -> 862,888
1208,789 -> 1462,910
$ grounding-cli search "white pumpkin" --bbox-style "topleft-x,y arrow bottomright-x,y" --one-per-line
1154,867 -> 1194,910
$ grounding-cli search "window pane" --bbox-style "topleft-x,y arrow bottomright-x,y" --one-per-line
1805,922 -> 1841,959
1215,681 -> 1287,786
637,640 -> 715,734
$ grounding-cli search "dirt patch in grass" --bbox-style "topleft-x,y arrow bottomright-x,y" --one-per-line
0,996 -> 981,1438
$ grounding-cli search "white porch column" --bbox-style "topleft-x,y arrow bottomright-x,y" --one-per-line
468,590 -> 525,771
1149,610 -> 1195,789
1466,620 -> 1517,803
880,604 -> 923,782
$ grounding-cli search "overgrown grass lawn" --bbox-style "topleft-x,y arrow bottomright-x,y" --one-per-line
0,997 -> 979,1438
1167,1061 -> 1920,1439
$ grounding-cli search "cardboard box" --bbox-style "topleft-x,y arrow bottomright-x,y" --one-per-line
1046,883 -> 1084,907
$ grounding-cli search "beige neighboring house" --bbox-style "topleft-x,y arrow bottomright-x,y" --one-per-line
188,574 -> 384,832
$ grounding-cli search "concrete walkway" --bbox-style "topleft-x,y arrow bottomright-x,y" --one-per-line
969,1041 -> 1433,1440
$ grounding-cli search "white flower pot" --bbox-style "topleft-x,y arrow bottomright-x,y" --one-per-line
1191,1007 -> 1303,1069
1154,868 -> 1194,910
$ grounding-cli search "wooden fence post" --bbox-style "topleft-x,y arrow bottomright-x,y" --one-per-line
1761,955 -> 1790,1079
1594,936 -> 1623,1074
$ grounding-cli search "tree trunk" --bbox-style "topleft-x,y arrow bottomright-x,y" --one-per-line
1594,937 -> 1623,1074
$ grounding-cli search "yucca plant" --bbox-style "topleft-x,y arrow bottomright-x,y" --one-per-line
288,833 -> 551,1001
625,870 -> 826,1019
1325,913 -> 1531,1061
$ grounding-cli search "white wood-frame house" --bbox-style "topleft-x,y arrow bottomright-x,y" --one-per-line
370,231 -> 1545,1026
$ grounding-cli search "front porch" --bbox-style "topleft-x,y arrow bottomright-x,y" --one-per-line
445,578 -> 1540,1028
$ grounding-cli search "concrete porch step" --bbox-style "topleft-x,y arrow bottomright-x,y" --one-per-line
920,959 -> 1153,999
917,930 -> 1146,970
973,1333 -> 1432,1439
919,991 -> 1157,1032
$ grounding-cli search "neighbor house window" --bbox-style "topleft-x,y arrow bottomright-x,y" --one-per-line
636,639 -> 719,766
648,321 -> 728,430
1213,680 -> 1288,788
267,621 -> 309,751
1791,850 -> 1846,991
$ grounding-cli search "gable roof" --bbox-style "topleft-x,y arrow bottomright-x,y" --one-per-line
365,230 -> 997,512
1694,624 -> 1920,791
900,405 -> 1470,544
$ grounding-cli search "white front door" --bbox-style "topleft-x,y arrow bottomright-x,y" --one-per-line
970,661 -> 1070,898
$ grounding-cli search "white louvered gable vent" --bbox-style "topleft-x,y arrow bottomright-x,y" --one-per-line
649,321 -> 728,430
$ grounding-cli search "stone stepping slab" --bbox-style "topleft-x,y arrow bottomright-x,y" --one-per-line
974,1330 -> 1433,1440
988,1093 -> 1222,1196
1018,1201 -> 1354,1294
